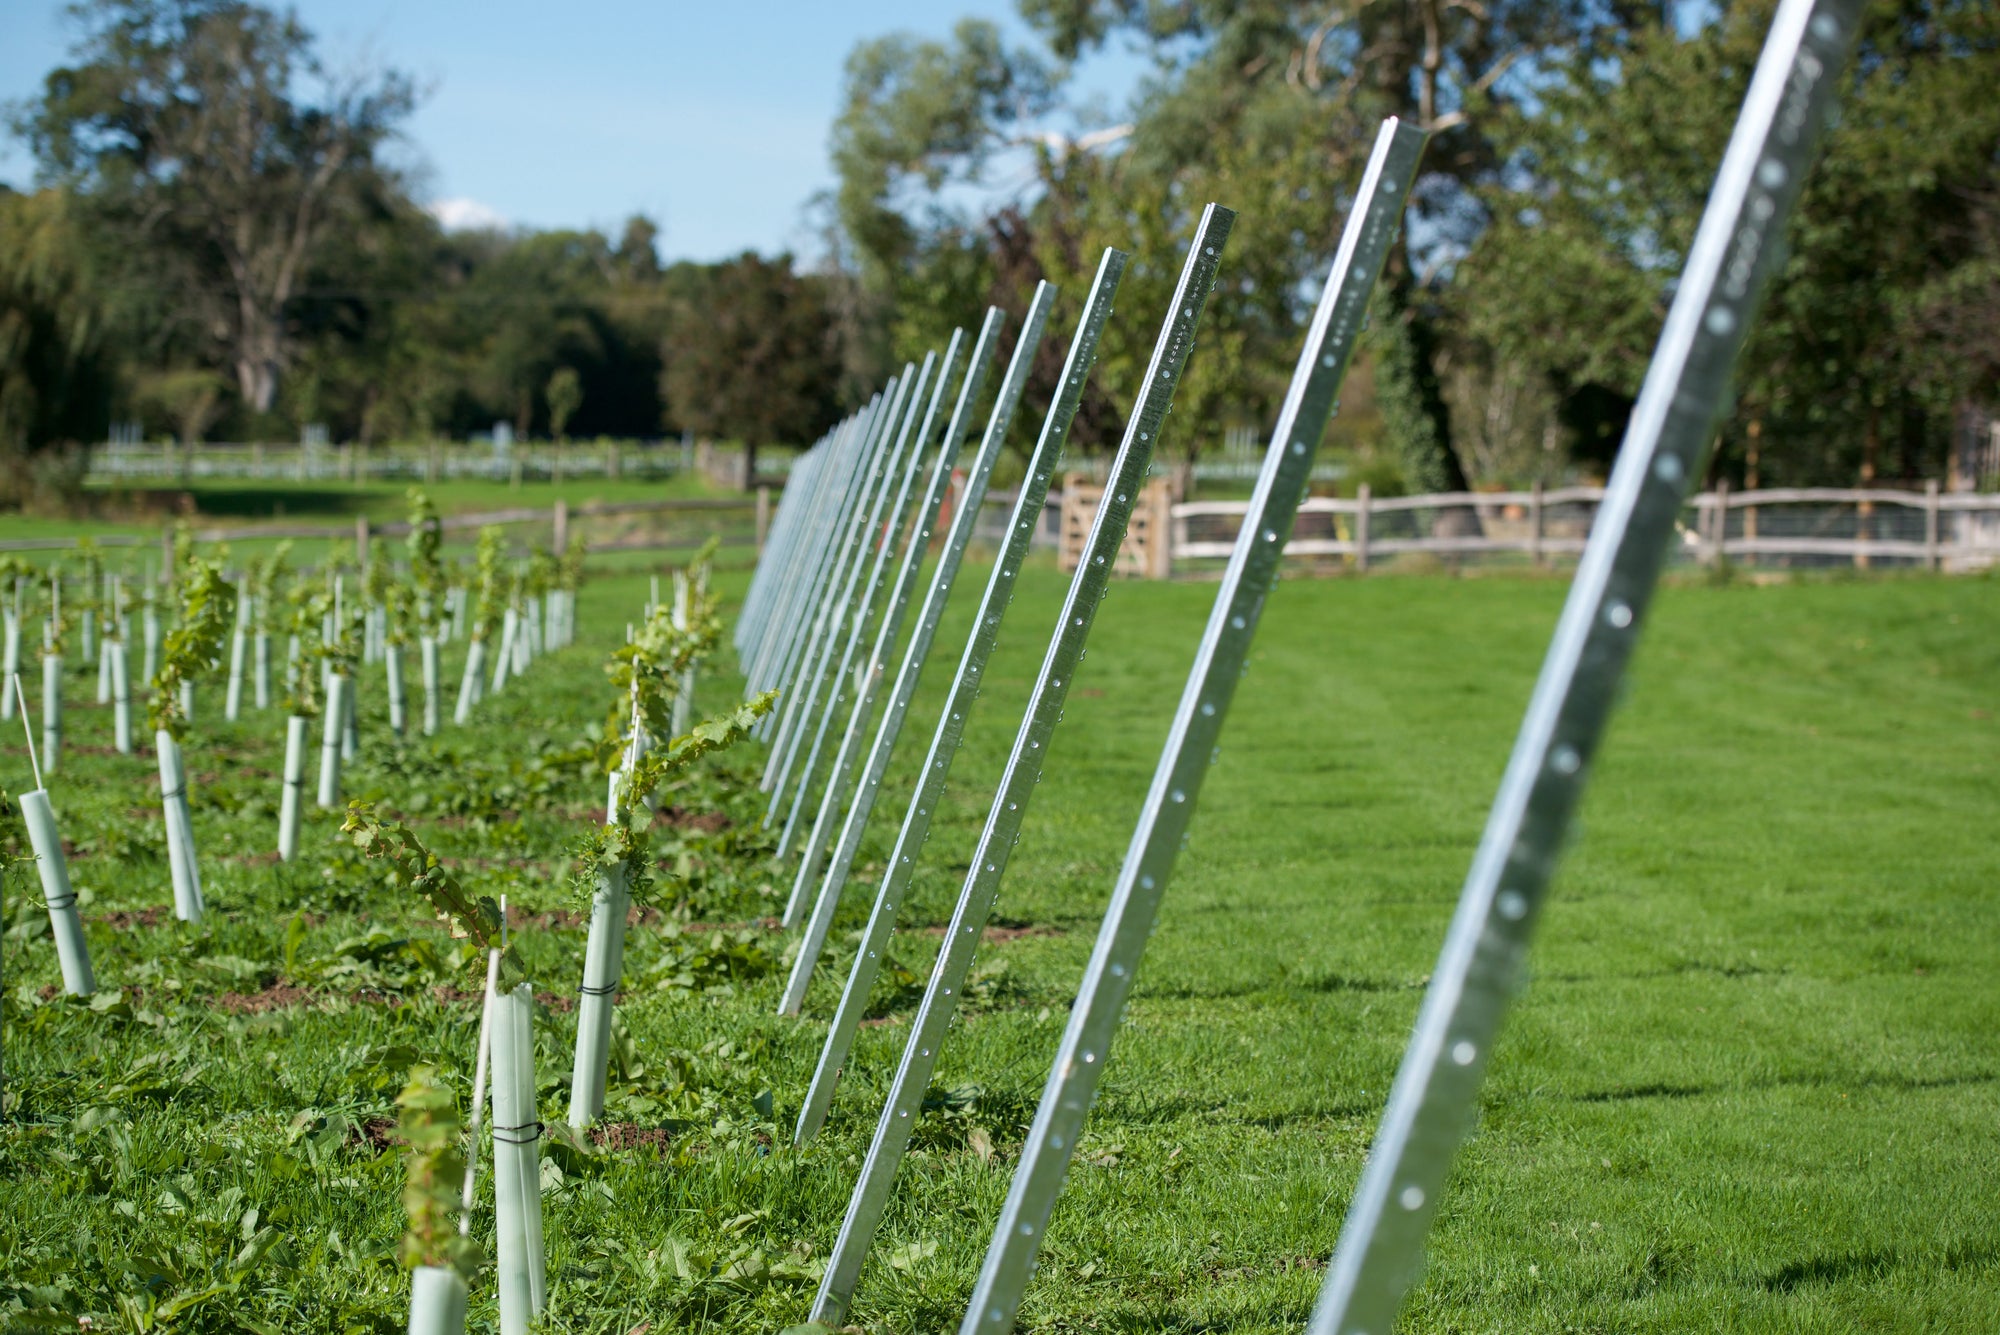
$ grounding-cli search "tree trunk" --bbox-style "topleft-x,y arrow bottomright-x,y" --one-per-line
1744,415 -> 1761,543
1856,404 -> 1880,569
1375,263 -> 1468,497
744,439 -> 760,492
235,292 -> 284,413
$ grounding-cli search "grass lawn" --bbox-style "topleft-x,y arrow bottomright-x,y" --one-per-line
0,559 -> 1994,1332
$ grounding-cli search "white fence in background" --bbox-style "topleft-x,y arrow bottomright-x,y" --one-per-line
84,440 -> 799,488
1170,482 -> 2000,573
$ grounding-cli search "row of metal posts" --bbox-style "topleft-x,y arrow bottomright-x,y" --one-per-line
728,6 -> 1853,1324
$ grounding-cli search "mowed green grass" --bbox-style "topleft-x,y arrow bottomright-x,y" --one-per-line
4,474 -> 757,570
0,561 -> 1995,1333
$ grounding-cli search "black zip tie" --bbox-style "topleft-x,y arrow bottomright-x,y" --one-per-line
44,893 -> 76,911
578,982 -> 618,997
492,1120 -> 542,1145
160,783 -> 184,801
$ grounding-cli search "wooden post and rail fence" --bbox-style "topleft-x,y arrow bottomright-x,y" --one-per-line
7,481 -> 1994,576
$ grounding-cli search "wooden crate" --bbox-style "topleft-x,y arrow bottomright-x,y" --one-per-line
1057,472 -> 1177,578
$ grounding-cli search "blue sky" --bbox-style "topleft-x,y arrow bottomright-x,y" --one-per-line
0,1 -> 1149,264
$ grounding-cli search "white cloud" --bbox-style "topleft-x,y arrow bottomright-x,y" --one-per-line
426,196 -> 509,232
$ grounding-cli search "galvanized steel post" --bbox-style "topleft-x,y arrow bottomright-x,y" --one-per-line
956,120 -> 1428,1335
772,341 -> 964,854
780,283 -> 1058,1003
780,312 -> 1006,923
760,377 -> 915,775
1307,6 -> 1856,1331
748,404 -> 885,712
808,205 -> 1235,1327
745,405 -> 880,709
791,254 -> 1125,1140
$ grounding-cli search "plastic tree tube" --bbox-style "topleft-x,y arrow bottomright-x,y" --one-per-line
278,714 -> 310,860
12,677 -> 94,994
318,674 -> 350,808
421,637 -> 440,736
156,729 -> 203,921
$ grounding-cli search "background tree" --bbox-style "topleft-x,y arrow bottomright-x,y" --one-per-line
0,185 -> 120,503
1455,0 -> 2000,486
660,252 -> 841,488
14,0 -> 417,418
546,366 -> 582,441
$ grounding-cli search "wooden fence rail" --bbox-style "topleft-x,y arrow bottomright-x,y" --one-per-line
10,482 -> 1995,575
1169,481 -> 1998,574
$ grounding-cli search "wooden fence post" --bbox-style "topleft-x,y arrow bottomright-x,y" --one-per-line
355,515 -> 371,564
1712,480 -> 1730,567
1924,478 -> 1940,571
1529,480 -> 1545,567
553,498 -> 569,553
1355,482 -> 1372,573
755,486 -> 771,552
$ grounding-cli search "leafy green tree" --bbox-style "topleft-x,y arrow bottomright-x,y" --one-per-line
1456,0 -> 2000,485
660,252 -> 841,487
827,1 -> 1604,473
546,366 -> 582,440
14,0 -> 416,416
0,187 -> 119,501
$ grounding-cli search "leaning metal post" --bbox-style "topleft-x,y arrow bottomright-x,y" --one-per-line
780,310 -> 1006,925
809,204 -> 1235,1328
761,371 -> 920,790
738,438 -> 828,658
743,439 -> 833,666
957,119 -> 1428,1335
780,282 -> 1058,1006
790,253 -> 1125,1142
1308,5 -> 1857,1332
756,387 -> 904,760
746,416 -> 861,677
738,426 -> 826,651
746,402 -> 882,727
753,396 -> 896,742
773,337 -> 966,856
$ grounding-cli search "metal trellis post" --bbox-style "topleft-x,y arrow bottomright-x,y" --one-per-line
957,119 -> 1428,1335
780,310 -> 1006,924
752,395 -> 897,747
761,373 -> 919,781
791,253 -> 1126,1142
1308,5 -> 1857,1331
808,204 -> 1235,1327
745,403 -> 881,718
780,282 -> 1058,1005
772,339 -> 965,855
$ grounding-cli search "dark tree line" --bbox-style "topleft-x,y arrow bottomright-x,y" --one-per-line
1,0 -> 844,504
